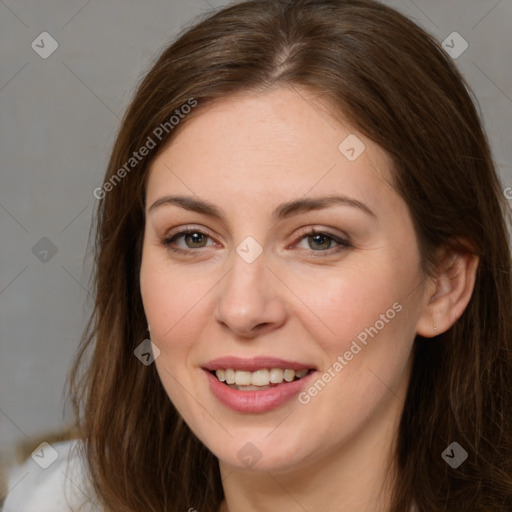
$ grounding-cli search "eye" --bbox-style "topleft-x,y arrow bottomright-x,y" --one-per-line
161,228 -> 216,254
294,229 -> 352,256
160,227 -> 352,257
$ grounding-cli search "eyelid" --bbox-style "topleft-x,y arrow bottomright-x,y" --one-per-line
293,226 -> 350,244
165,224 -> 212,238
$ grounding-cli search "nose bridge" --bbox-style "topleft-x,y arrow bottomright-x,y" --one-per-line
214,239 -> 284,336
222,243 -> 268,309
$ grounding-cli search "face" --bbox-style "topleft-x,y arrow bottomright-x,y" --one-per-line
140,86 -> 430,473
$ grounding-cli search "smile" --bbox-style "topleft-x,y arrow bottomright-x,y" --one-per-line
213,368 -> 310,390
202,358 -> 317,412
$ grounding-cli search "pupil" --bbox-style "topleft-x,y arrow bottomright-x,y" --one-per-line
187,232 -> 205,247
310,234 -> 329,250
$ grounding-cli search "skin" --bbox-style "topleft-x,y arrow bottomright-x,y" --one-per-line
139,86 -> 478,512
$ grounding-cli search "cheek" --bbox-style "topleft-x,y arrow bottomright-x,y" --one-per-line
139,250 -> 207,356
140,255 -> 207,415
288,260 -> 409,347
290,259 -> 419,408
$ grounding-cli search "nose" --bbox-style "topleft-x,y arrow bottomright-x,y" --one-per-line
214,248 -> 287,339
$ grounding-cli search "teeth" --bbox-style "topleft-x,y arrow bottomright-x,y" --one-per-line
251,369 -> 270,386
283,369 -> 295,382
225,369 -> 236,385
214,368 -> 310,387
269,368 -> 284,383
235,371 -> 252,386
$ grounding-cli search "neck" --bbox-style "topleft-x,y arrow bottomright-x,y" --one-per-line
218,390 -> 404,512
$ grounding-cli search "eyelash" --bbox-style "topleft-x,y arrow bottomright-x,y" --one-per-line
161,227 -> 352,257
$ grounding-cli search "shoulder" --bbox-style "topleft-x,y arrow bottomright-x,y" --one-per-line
2,438 -> 98,512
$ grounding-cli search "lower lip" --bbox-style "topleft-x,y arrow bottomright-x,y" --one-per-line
203,369 -> 316,413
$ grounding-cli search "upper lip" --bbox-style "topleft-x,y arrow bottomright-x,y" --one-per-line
202,356 -> 316,372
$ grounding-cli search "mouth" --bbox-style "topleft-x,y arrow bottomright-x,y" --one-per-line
202,356 -> 318,412
208,367 -> 314,391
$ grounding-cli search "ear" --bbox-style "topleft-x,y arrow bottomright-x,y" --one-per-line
416,244 -> 479,338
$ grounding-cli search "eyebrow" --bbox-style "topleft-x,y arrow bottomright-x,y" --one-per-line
148,194 -> 376,220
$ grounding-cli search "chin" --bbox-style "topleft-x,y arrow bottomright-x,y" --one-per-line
201,431 -> 317,473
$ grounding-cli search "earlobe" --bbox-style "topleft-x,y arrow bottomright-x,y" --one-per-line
416,246 -> 479,338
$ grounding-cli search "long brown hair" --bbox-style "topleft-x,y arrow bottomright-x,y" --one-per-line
67,0 -> 512,510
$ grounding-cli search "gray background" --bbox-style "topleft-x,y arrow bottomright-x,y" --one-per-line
0,0 -> 511,486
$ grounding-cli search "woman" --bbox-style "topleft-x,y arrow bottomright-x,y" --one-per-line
4,0 -> 511,510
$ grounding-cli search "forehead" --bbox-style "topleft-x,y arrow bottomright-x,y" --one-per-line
146,87 -> 397,217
